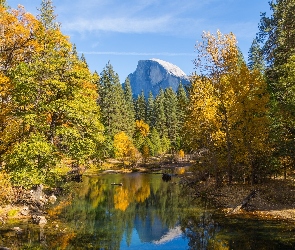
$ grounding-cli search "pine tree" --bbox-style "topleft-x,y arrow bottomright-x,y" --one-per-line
164,87 -> 178,148
71,44 -> 79,59
153,89 -> 167,138
98,62 -> 127,138
146,91 -> 155,128
258,0 -> 295,67
80,53 -> 89,68
258,0 -> 295,172
123,78 -> 136,137
135,91 -> 147,122
176,83 -> 189,149
248,38 -> 265,72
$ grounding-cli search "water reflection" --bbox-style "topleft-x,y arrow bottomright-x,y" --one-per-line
45,173 -> 192,249
1,172 -> 295,249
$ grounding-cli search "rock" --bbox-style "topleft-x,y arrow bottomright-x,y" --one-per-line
48,194 -> 57,204
162,173 -> 172,182
128,58 -> 190,97
12,227 -> 23,234
30,184 -> 47,207
20,206 -> 30,216
31,215 -> 47,225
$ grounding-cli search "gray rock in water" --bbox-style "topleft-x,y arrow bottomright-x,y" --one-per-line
128,58 -> 190,97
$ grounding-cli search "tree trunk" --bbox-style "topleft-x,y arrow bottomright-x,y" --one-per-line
231,190 -> 257,213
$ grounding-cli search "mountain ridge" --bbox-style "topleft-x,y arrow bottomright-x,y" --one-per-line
128,59 -> 190,97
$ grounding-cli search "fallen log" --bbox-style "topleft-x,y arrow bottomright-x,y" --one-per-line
231,190 -> 257,213
111,183 -> 123,186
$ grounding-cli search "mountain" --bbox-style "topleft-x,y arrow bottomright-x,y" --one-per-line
127,58 -> 190,97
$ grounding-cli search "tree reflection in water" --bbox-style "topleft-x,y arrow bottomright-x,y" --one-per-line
181,210 -> 221,250
1,173 -> 295,249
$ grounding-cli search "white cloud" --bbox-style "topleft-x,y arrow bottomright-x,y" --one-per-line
59,0 -> 207,36
63,16 -> 172,33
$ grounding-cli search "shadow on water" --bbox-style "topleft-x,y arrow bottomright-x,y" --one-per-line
1,171 -> 295,249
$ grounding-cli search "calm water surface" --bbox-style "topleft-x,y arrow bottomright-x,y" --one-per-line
0,171 -> 295,249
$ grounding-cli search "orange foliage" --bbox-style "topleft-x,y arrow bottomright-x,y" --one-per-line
0,5 -> 41,71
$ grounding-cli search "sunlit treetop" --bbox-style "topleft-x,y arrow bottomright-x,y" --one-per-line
37,0 -> 59,30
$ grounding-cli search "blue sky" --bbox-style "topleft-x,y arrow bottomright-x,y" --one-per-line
7,0 -> 271,82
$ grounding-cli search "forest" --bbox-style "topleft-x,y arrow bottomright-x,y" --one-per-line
0,0 -> 295,201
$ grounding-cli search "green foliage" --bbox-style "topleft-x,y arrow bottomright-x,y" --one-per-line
123,78 -> 136,137
0,4 -> 104,188
146,91 -> 155,127
135,91 -> 147,122
258,0 -> 295,173
153,89 -> 167,137
164,87 -> 178,148
5,133 -> 55,188
98,63 -> 130,138
248,38 -> 265,72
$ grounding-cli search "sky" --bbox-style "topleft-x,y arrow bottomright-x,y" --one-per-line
7,0 -> 271,82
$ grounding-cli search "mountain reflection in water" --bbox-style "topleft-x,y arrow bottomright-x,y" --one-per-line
1,172 -> 295,249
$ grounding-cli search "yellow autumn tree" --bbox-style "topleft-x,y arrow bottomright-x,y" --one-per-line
0,5 -> 42,163
187,30 -> 270,184
113,131 -> 138,163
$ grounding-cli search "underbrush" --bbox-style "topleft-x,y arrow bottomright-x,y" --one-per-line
0,171 -> 14,204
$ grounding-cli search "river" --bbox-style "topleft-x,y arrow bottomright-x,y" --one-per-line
0,171 -> 295,249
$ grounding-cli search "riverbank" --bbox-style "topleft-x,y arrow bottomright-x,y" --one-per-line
205,178 -> 295,222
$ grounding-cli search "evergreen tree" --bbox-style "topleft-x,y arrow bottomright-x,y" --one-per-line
98,62 -> 127,137
146,91 -> 155,128
135,91 -> 147,122
176,83 -> 189,149
258,0 -> 295,171
153,89 -> 167,138
258,0 -> 295,67
164,88 -> 178,148
248,38 -> 265,72
123,78 -> 136,137
71,44 -> 79,59
37,0 -> 59,30
147,128 -> 161,156
80,53 -> 89,68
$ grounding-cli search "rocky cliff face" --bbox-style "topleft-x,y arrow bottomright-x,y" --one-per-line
128,59 -> 190,97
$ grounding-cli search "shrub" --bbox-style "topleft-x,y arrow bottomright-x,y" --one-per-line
0,171 -> 14,204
